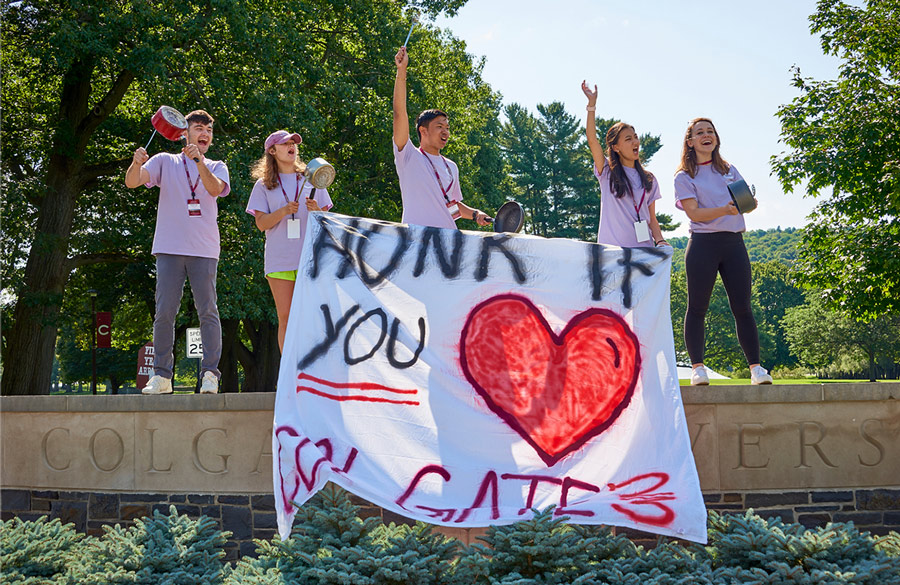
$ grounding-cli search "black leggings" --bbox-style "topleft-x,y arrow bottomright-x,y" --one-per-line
683,232 -> 760,365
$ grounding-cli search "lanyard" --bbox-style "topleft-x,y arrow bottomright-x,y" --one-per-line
632,188 -> 647,219
182,155 -> 201,198
418,147 -> 455,203
277,173 -> 307,219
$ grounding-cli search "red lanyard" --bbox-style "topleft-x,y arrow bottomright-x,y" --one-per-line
277,173 -> 304,204
182,155 -> 201,198
633,188 -> 647,219
418,147 -> 455,203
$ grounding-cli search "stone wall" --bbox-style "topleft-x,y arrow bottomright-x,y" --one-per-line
2,384 -> 898,558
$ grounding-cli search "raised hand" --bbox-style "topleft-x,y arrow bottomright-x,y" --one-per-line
306,199 -> 322,212
132,147 -> 149,166
581,80 -> 598,105
395,46 -> 408,69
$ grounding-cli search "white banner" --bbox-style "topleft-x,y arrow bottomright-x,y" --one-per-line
273,213 -> 706,543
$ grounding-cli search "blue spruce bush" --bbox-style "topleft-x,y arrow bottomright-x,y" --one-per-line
0,516 -> 84,584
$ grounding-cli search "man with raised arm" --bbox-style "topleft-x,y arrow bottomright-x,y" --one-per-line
393,45 -> 491,230
125,109 -> 230,395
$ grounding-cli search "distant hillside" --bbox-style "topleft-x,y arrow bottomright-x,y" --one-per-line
668,227 -> 802,272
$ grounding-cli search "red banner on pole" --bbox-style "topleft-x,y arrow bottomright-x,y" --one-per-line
96,311 -> 112,348
136,342 -> 154,390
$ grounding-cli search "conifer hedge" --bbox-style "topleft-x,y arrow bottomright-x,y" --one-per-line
3,489 -> 898,584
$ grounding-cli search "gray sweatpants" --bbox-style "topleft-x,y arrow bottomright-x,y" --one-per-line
153,254 -> 222,379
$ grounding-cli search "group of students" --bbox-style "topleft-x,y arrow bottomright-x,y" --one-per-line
124,45 -> 771,395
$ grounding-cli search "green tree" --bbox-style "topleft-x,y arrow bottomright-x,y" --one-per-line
772,0 -> 900,320
752,261 -> 805,368
536,101 -> 595,239
1,0 -> 497,395
783,293 -> 900,381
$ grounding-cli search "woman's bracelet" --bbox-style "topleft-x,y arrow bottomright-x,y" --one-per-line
655,239 -> 667,246
586,106 -> 596,112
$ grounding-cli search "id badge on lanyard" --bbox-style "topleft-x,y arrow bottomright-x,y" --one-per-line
446,199 -> 461,220
286,218 -> 301,239
188,199 -> 202,217
183,155 -> 203,217
279,173 -> 305,239
633,188 -> 650,242
420,148 -> 460,221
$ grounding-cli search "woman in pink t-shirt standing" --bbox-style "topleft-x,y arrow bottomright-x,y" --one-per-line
673,118 -> 771,386
246,130 -> 333,353
582,81 -> 668,249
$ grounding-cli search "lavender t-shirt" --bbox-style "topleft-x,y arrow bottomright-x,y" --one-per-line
143,152 -> 231,259
594,162 -> 661,247
245,174 -> 333,274
394,141 -> 463,230
674,163 -> 746,233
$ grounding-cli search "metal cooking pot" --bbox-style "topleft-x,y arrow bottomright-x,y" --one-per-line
305,157 -> 336,190
150,106 -> 188,141
726,179 -> 758,214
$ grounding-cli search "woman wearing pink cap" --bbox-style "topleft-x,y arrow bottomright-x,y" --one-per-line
246,130 -> 333,352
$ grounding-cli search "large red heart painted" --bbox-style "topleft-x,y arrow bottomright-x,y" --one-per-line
460,295 -> 641,467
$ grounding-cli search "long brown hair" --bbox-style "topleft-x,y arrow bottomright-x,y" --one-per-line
678,117 -> 730,178
251,149 -> 307,190
606,122 -> 654,199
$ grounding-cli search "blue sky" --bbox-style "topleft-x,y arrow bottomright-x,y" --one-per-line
434,0 -> 841,237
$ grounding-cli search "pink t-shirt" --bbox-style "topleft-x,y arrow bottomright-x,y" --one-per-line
245,174 -> 333,274
143,152 -> 231,259
674,163 -> 746,234
594,162 -> 661,247
393,141 -> 463,230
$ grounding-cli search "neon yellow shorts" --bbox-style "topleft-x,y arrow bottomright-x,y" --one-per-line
266,270 -> 297,281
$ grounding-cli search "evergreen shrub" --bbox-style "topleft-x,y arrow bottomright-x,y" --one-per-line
3,492 -> 899,584
0,516 -> 84,584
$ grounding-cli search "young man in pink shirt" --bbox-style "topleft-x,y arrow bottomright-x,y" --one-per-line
125,110 -> 231,395
393,46 -> 492,230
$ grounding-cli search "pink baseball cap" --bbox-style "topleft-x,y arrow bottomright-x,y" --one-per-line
264,130 -> 302,151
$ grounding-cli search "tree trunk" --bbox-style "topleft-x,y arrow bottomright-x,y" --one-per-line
868,350 -> 876,382
238,319 -> 280,392
1,57 -> 133,396
219,318 -> 241,393
2,166 -> 81,395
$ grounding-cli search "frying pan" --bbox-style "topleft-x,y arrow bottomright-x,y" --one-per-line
145,105 -> 198,162
726,179 -> 758,214
492,201 -> 524,233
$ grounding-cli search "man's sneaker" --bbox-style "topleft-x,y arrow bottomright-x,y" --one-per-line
200,371 -> 219,394
142,375 -> 173,395
690,365 -> 710,386
751,365 -> 773,385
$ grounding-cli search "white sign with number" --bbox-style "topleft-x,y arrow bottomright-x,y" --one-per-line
186,327 -> 202,358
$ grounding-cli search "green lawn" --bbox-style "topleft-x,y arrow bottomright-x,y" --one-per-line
678,378 -> 870,385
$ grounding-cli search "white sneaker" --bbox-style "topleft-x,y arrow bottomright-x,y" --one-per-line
142,375 -> 173,395
690,365 -> 710,386
200,371 -> 219,394
751,365 -> 773,385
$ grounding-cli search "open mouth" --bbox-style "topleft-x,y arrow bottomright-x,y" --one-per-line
701,139 -> 713,146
